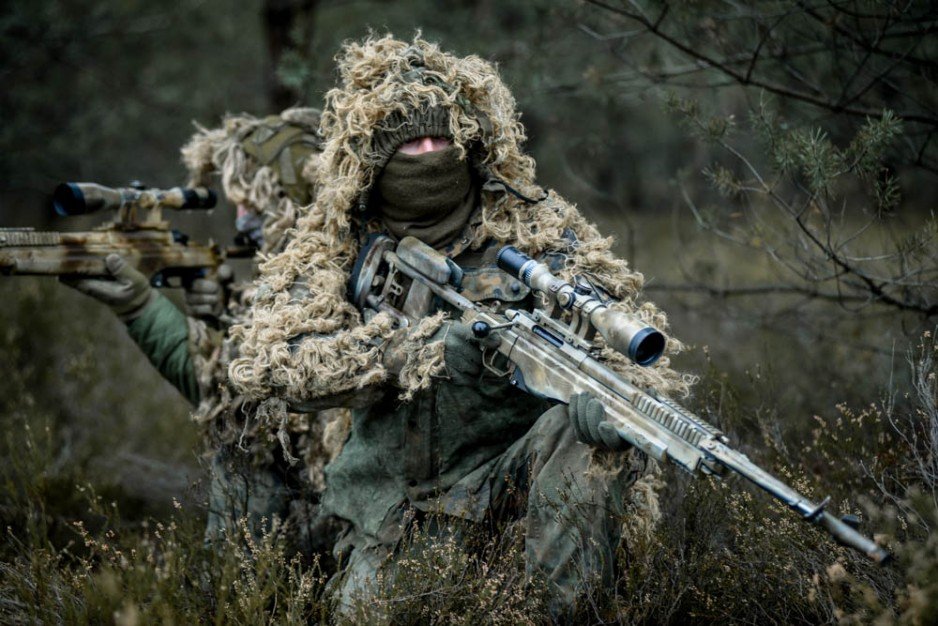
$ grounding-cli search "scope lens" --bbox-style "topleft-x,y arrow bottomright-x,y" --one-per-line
496,246 -> 533,280
629,328 -> 666,366
52,183 -> 87,216
181,188 -> 217,209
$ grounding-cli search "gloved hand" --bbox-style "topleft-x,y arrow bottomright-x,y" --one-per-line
62,253 -> 156,322
382,320 -> 483,385
184,264 -> 233,320
568,392 -> 630,451
436,321 -> 484,385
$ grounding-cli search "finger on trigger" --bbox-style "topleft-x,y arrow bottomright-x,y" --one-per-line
67,278 -> 99,295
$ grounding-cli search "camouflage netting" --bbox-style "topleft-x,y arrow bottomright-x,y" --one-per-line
228,34 -> 694,414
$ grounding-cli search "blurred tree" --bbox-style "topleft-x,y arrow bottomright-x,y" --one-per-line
0,0 -> 269,520
578,0 -> 938,322
264,0 -> 317,110
581,0 -> 938,173
0,0 -> 267,227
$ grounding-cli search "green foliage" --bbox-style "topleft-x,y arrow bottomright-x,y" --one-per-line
848,112 -> 903,180
663,90 -> 937,320
665,92 -> 736,144
749,103 -> 903,210
702,164 -> 741,197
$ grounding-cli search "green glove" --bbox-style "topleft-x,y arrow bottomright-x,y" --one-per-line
62,253 -> 156,321
184,264 -> 233,321
436,321 -> 484,386
568,392 -> 630,451
384,321 -> 483,385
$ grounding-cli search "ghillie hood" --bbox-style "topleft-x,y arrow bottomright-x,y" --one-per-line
228,35 -> 692,408
180,107 -> 323,255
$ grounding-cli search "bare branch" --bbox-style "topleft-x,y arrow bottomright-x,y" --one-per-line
584,0 -> 938,127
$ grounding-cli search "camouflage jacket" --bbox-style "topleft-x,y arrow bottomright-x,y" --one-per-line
321,240 -> 552,543
124,282 -> 344,489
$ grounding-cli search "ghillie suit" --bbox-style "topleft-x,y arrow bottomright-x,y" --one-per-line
180,109 -> 349,554
182,106 -> 324,257
228,35 -> 694,612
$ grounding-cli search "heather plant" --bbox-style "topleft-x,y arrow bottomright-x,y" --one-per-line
0,280 -> 329,625
341,515 -> 550,625
2,2 -> 936,622
1,322 -> 927,625
805,330 -> 938,624
605,329 -> 938,625
0,414 -> 330,624
601,356 -> 893,625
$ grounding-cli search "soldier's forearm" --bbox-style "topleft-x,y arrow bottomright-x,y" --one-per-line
287,385 -> 386,412
126,293 -> 200,405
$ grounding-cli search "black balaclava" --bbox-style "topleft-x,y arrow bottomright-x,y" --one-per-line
375,145 -> 478,249
367,104 -> 480,249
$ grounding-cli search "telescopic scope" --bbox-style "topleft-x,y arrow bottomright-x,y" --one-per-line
53,182 -> 216,217
497,246 -> 666,366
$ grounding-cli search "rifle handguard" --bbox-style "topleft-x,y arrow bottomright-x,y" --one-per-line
496,246 -> 665,366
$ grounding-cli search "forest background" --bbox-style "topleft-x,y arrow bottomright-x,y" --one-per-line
1,0 -> 937,623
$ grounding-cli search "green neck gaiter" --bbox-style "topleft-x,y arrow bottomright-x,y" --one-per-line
376,145 -> 478,249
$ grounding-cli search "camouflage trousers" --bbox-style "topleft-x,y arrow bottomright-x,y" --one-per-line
331,404 -> 649,616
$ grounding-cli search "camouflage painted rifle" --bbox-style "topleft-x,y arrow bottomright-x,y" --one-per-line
0,182 -> 245,287
350,235 -> 891,564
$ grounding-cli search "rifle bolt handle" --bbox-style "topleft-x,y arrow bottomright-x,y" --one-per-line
471,321 -> 492,339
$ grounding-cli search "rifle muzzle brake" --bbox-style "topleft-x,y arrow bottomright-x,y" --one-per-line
497,245 -> 666,366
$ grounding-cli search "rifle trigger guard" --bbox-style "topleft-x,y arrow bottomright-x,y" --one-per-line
481,347 -> 511,377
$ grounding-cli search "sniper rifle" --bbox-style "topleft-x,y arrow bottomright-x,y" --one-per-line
0,182 -> 253,287
349,234 -> 891,565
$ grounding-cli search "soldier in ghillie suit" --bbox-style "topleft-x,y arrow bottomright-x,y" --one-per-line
180,107 -> 350,553
66,107 -> 348,555
228,35 -> 694,614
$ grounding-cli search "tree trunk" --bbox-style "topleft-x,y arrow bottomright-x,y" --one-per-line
262,0 -> 317,112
